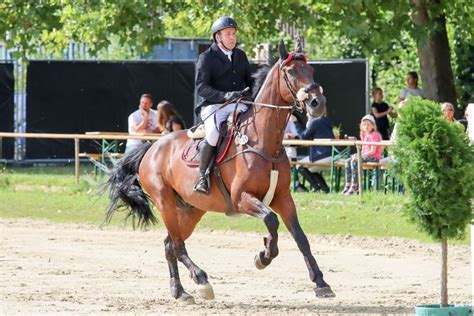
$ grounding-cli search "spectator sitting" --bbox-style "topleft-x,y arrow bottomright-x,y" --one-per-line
156,100 -> 186,134
341,115 -> 382,195
284,119 -> 298,162
441,102 -> 456,123
287,105 -> 333,193
398,71 -> 424,103
371,87 -> 393,140
125,94 -> 161,153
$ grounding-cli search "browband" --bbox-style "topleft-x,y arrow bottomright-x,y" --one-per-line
280,51 -> 308,68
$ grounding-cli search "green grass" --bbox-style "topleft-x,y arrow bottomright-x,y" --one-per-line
0,165 -> 470,244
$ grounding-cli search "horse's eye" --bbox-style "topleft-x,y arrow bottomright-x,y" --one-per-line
287,69 -> 295,76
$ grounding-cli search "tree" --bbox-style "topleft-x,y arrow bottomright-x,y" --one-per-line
1,1 -> 472,105
0,0 -> 182,59
162,1 -> 473,105
392,97 -> 474,306
412,0 -> 456,105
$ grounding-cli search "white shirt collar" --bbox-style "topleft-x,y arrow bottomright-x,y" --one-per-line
218,45 -> 233,61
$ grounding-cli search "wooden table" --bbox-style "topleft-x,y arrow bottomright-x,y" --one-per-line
80,132 -> 161,179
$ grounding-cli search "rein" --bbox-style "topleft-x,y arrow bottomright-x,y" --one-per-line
220,60 -> 302,165
240,100 -> 294,110
211,54 -> 316,165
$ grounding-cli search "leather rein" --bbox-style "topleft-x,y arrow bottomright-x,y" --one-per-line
220,56 -> 318,165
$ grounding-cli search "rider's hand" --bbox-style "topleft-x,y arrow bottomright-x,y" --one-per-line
224,91 -> 241,101
224,87 -> 250,101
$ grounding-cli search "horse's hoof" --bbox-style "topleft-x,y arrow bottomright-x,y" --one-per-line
315,286 -> 336,298
254,253 -> 267,270
197,282 -> 215,300
178,293 -> 196,305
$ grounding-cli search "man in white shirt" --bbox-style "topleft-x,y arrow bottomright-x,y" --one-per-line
125,94 -> 161,153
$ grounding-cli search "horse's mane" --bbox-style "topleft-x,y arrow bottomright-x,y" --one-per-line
251,64 -> 271,99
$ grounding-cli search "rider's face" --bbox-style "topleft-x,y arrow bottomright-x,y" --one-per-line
216,27 -> 237,50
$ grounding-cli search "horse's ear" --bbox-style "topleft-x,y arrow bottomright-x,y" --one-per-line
295,36 -> 303,53
279,40 -> 289,60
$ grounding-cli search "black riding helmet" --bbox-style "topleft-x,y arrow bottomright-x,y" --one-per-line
211,16 -> 237,42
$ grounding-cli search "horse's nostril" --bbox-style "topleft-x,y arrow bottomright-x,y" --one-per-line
311,99 -> 319,108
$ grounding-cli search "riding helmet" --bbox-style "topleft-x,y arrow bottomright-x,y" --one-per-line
211,16 -> 237,41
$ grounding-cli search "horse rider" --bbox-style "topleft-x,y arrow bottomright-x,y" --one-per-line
194,16 -> 254,194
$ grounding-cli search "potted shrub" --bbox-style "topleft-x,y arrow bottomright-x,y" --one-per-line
332,125 -> 342,139
392,97 -> 474,315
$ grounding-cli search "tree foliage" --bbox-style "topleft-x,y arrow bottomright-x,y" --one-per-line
0,0 -> 181,58
1,1 -> 472,104
392,97 -> 474,241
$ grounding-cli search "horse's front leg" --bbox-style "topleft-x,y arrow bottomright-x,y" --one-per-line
237,192 -> 280,269
270,191 -> 335,298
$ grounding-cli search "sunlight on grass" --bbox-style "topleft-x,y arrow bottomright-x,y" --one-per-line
0,165 -> 470,244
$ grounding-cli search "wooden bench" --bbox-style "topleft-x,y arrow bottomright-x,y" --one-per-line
79,152 -> 124,175
79,152 -> 124,160
289,161 -> 331,168
289,159 -> 347,193
360,162 -> 394,191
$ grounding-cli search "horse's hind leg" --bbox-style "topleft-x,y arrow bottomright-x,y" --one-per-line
164,235 -> 195,304
146,182 -> 211,303
237,192 -> 280,269
176,207 -> 215,300
155,190 -> 214,301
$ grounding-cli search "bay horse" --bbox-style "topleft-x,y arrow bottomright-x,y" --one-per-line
106,39 -> 335,303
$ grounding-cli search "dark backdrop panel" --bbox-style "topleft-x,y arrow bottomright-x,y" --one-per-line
310,61 -> 367,138
0,63 -> 14,159
26,61 -> 195,158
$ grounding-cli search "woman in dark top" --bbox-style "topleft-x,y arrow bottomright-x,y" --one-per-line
156,100 -> 186,133
371,87 -> 393,140
288,105 -> 334,193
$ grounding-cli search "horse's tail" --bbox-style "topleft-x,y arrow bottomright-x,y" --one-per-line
105,142 -> 157,227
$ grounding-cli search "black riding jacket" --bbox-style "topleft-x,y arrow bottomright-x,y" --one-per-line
195,43 -> 254,115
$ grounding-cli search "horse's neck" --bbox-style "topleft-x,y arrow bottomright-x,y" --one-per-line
250,66 -> 291,157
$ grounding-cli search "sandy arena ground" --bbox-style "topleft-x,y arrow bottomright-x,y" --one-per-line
0,218 -> 471,315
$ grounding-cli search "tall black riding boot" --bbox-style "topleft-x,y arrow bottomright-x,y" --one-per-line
193,141 -> 216,195
298,167 -> 321,192
312,172 -> 330,193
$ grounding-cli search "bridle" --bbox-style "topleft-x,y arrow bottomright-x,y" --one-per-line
220,52 -> 324,164
279,52 -> 321,113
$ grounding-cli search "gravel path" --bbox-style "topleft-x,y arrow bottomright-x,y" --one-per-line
0,219 -> 471,315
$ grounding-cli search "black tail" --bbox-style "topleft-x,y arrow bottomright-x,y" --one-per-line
105,142 -> 157,227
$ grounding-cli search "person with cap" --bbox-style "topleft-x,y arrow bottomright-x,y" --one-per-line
193,16 -> 254,194
341,114 -> 382,195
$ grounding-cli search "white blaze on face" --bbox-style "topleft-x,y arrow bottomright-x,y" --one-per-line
296,88 -> 309,101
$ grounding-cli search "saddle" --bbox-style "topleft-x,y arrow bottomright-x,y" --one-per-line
182,113 -> 243,167
181,113 -> 245,216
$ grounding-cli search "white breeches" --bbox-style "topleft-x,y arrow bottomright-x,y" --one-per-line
200,103 -> 248,146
